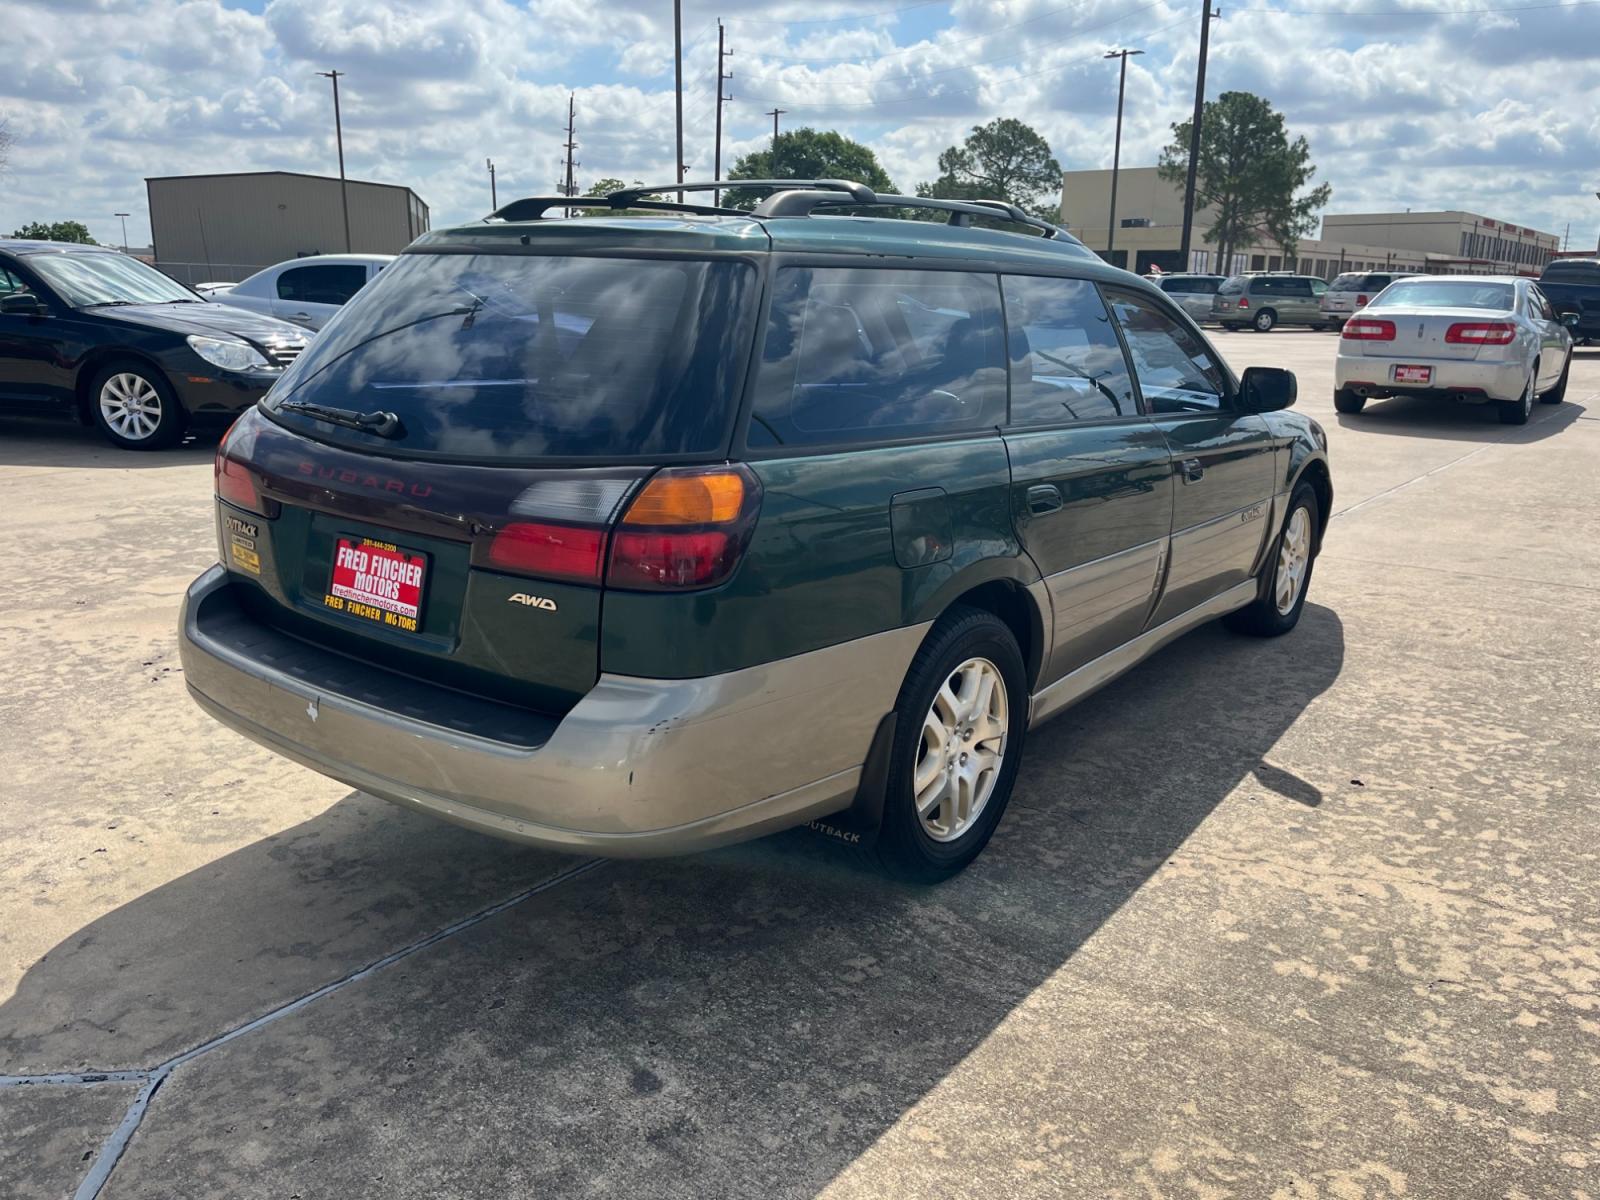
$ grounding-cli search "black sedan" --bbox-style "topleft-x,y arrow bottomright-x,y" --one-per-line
0,239 -> 309,449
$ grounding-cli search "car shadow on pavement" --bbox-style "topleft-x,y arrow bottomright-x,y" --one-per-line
1,606 -> 1344,1198
0,416 -> 222,468
1333,397 -> 1584,443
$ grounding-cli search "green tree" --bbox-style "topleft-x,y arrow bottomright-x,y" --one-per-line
578,177 -> 646,215
11,220 -> 96,244
1158,91 -> 1331,269
723,129 -> 895,210
917,118 -> 1062,221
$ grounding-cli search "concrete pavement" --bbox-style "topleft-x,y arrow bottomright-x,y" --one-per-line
2,331 -> 1597,1199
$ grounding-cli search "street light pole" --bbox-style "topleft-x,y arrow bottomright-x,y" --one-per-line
114,212 -> 130,254
1179,3 -> 1218,271
486,159 -> 496,210
317,69 -> 352,253
1104,48 -> 1143,268
674,0 -> 684,202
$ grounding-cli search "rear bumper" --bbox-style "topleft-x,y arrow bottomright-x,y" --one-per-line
1335,354 -> 1527,403
179,566 -> 928,857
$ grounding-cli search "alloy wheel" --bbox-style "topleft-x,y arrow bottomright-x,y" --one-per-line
1275,506 -> 1312,615
99,373 -> 164,441
914,657 -> 1009,843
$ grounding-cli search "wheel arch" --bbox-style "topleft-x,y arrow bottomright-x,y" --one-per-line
912,562 -> 1050,693
1290,455 -> 1333,552
74,349 -> 177,425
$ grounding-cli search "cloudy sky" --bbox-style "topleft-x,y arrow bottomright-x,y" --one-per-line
3,0 -> 1599,250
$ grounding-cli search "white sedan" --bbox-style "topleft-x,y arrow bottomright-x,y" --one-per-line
1334,275 -> 1575,425
200,253 -> 392,332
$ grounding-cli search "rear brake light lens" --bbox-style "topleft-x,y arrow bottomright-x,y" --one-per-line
1238,297 -> 1249,308
1342,318 -> 1396,341
1445,321 -> 1516,346
607,465 -> 762,591
1356,294 -> 1369,305
486,522 -> 607,584
214,418 -> 269,514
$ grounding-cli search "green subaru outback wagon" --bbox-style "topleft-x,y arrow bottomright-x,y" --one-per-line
179,179 -> 1332,881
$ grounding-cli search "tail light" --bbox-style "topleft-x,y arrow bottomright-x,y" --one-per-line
474,465 -> 762,592
1342,318 -> 1396,341
214,415 -> 273,515
1238,297 -> 1250,309
1445,321 -> 1516,346
609,465 -> 762,591
1356,293 -> 1369,305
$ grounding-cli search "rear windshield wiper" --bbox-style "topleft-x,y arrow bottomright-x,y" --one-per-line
277,400 -> 405,439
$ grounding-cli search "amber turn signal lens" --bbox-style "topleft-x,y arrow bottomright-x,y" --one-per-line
622,470 -> 746,526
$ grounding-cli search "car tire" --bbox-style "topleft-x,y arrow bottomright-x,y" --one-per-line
1540,358 -> 1569,404
1223,481 -> 1319,638
1333,389 -> 1366,414
87,360 -> 186,450
1498,369 -> 1535,425
1313,324 -> 1331,332
1252,309 -> 1277,332
874,606 -> 1028,883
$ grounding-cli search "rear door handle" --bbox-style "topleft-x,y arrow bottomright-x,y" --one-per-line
1026,484 -> 1064,515
1179,459 -> 1205,484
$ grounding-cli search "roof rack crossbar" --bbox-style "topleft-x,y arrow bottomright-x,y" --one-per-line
610,178 -> 877,206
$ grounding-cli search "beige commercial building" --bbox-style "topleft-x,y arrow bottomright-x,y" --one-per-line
146,171 -> 430,285
1060,167 -> 1558,280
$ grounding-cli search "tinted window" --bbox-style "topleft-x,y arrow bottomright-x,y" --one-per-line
1105,290 -> 1228,414
1218,276 -> 1246,295
0,267 -> 26,295
25,251 -> 194,307
1329,273 -> 1363,291
1530,286 -> 1555,320
748,268 -> 1005,448
1370,280 -> 1515,311
1161,276 -> 1220,295
267,253 -> 756,461
1542,261 -> 1600,284
1310,278 -> 1328,296
1003,276 -> 1136,425
277,263 -> 369,305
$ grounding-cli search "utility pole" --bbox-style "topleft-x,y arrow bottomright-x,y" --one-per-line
563,94 -> 580,217
674,0 -> 684,201
1178,3 -> 1218,272
486,159 -> 497,210
1104,49 -> 1143,268
764,108 -> 784,175
317,69 -> 352,252
114,212 -> 130,254
713,21 -> 733,205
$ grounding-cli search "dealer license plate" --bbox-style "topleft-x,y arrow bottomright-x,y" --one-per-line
324,536 -> 427,634
1392,364 -> 1432,384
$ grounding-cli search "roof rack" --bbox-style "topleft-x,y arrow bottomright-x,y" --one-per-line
485,178 -> 1074,242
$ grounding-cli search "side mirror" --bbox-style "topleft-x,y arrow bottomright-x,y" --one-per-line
0,292 -> 46,316
1560,311 -> 1580,328
1240,365 -> 1297,412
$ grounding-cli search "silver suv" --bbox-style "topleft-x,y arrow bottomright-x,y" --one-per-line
1319,271 -> 1420,326
1212,274 -> 1332,333
1155,273 -> 1226,322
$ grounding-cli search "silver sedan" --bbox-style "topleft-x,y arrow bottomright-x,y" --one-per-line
1334,275 -> 1575,425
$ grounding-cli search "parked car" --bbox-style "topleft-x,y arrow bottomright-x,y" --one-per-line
1335,275 -> 1574,425
0,240 -> 309,449
1155,273 -> 1226,322
202,254 -> 392,331
1213,274 -> 1332,332
179,178 -> 1331,881
1535,258 -> 1600,345
1319,271 -> 1420,325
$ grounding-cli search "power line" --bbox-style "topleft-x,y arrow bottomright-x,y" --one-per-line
747,0 -> 1166,64
744,15 -> 1193,109
740,0 -> 1169,86
723,0 -> 952,27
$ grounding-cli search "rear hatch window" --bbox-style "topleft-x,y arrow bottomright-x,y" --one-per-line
1218,276 -> 1246,295
263,252 -> 757,463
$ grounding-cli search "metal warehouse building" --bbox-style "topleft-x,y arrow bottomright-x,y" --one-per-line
145,171 -> 430,285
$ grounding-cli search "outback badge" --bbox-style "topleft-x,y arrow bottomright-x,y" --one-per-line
508,593 -> 558,611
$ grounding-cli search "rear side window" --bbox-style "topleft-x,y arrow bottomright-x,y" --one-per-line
1003,276 -> 1136,425
276,263 -> 369,305
748,268 -> 1005,448
267,253 -> 757,461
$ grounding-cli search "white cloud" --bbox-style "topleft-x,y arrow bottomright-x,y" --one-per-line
2,0 -> 1598,249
